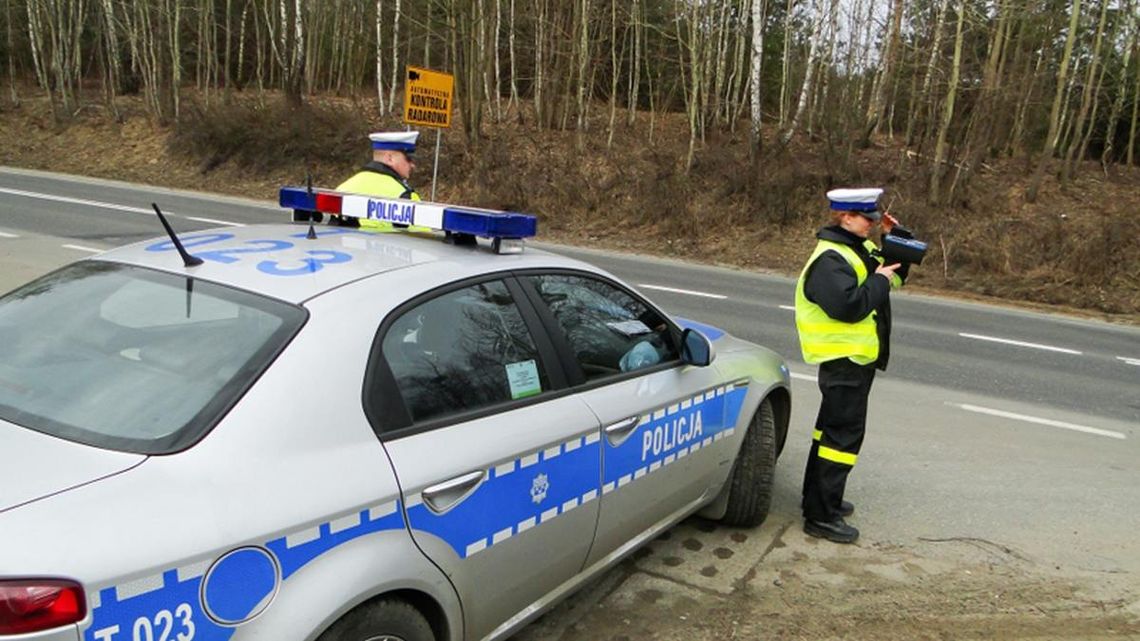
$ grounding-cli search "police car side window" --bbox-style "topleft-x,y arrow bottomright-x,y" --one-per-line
380,280 -> 550,423
527,275 -> 678,380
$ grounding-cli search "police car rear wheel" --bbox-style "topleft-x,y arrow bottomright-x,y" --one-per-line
719,397 -> 777,527
318,597 -> 434,641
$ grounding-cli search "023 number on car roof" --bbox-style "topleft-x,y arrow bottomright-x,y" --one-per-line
145,233 -> 353,277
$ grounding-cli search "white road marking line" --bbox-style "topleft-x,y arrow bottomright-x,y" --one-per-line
0,187 -> 243,226
958,332 -> 1082,355
0,231 -> 18,238
1117,356 -> 1140,367
0,186 -> 153,215
778,305 -> 795,311
790,372 -> 817,382
62,244 -> 102,253
952,403 -> 1126,440
186,216 -> 245,227
637,284 -> 727,300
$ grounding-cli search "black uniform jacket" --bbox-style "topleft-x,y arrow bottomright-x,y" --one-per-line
802,225 -> 907,370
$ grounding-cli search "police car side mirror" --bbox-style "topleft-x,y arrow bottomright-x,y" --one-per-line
680,328 -> 716,367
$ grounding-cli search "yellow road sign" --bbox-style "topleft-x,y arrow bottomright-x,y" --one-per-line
404,66 -> 454,129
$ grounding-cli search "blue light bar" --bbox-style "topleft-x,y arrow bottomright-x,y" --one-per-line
279,187 -> 316,211
278,186 -> 537,243
443,207 -> 537,239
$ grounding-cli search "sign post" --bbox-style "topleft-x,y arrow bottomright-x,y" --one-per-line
403,66 -> 454,201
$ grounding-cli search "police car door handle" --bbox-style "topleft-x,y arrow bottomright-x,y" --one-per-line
421,470 -> 486,514
603,416 -> 641,446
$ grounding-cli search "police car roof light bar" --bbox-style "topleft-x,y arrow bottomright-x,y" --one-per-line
279,186 -> 538,252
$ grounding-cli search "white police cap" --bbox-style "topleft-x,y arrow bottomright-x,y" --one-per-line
827,187 -> 883,220
369,131 -> 420,154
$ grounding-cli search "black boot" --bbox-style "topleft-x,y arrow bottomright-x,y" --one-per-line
804,517 -> 859,544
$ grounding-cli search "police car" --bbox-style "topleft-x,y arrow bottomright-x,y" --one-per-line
0,188 -> 791,641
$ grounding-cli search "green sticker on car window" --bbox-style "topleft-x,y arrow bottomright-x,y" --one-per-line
506,359 -> 542,399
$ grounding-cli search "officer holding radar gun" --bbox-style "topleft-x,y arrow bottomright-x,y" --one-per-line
794,187 -> 926,544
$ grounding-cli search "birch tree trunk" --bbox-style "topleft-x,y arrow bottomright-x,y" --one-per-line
606,0 -> 618,146
575,0 -> 591,141
627,0 -> 640,126
1027,0 -> 1082,202
780,0 -> 825,145
861,0 -> 903,145
508,0 -> 519,115
99,0 -> 121,111
952,0 -> 1012,196
237,0 -> 250,89
534,0 -> 545,128
749,0 -> 765,160
5,0 -> 16,103
929,0 -> 964,204
1061,0 -> 1108,182
778,0 -> 793,126
1101,0 -> 1135,165
905,0 -> 949,146
388,0 -> 401,113
810,0 -> 839,137
1128,61 -> 1140,166
493,0 -> 502,121
375,0 -> 384,112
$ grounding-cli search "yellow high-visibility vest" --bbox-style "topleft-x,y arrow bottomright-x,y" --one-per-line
335,171 -> 426,232
794,239 -> 881,365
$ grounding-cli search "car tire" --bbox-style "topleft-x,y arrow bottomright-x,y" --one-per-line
719,397 -> 777,527
317,597 -> 435,641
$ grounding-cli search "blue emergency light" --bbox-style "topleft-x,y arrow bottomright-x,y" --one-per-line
279,186 -> 536,253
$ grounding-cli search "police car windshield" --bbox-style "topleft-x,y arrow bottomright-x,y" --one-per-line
0,262 -> 306,454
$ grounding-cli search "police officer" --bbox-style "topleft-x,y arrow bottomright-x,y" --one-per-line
794,187 -> 906,544
335,131 -> 421,230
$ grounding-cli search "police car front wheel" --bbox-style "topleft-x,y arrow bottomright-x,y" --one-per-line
317,597 -> 435,641
719,397 -> 777,527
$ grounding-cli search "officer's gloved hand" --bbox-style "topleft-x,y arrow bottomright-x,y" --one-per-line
888,224 -> 914,240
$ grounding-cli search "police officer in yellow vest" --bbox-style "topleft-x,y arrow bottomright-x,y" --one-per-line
795,187 -> 906,544
335,131 -> 422,230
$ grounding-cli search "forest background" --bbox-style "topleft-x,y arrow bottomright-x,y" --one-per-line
1,0 -> 1139,320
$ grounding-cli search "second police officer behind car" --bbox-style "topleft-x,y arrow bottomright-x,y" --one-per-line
794,187 -> 907,544
335,130 -> 422,230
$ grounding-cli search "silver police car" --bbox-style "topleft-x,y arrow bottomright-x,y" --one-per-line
0,193 -> 790,641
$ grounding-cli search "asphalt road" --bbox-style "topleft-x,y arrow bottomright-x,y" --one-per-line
2,166 -> 1138,585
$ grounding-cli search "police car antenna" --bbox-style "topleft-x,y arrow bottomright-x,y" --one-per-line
150,203 -> 204,267
304,174 -> 318,239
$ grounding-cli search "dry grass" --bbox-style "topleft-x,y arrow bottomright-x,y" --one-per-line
2,90 -> 1138,321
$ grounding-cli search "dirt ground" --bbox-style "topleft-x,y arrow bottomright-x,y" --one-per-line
519,516 -> 1140,641
2,92 -> 1139,638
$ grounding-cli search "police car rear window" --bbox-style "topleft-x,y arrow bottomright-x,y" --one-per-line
0,262 -> 306,454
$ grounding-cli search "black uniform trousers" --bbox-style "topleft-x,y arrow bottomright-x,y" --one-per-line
802,357 -> 877,522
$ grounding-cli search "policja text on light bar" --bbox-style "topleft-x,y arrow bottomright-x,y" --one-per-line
279,186 -> 537,252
